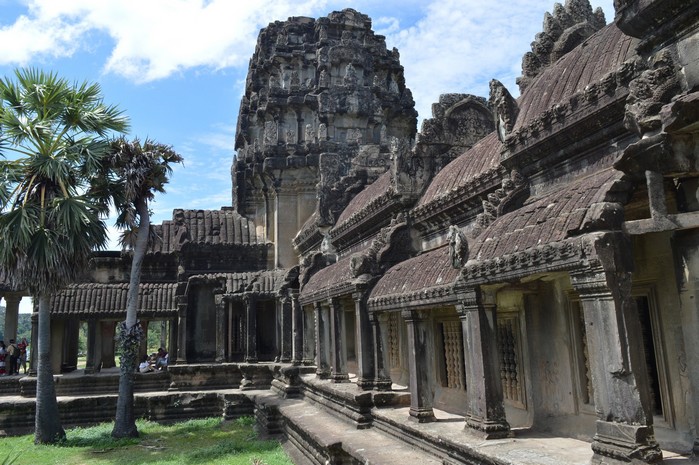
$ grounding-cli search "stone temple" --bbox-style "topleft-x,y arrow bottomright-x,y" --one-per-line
2,0 -> 699,463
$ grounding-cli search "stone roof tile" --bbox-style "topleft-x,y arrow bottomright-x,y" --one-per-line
368,245 -> 458,305
50,282 -> 178,318
514,24 -> 636,130
416,132 -> 501,208
334,171 -> 394,229
471,168 -> 623,261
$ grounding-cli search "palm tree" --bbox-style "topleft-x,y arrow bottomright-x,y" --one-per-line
0,68 -> 128,443
106,137 -> 182,438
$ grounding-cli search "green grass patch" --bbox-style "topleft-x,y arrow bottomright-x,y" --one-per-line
0,417 -> 293,465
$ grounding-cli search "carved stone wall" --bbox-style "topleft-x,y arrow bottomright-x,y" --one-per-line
233,8 -> 418,252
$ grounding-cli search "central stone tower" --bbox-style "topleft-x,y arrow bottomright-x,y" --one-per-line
233,9 -> 417,269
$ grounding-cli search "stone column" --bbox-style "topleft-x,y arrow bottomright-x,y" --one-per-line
215,294 -> 226,363
168,317 -> 178,365
2,293 -> 21,343
314,302 -> 330,378
100,321 -> 116,369
672,229 -> 699,454
84,320 -> 100,374
139,321 -> 149,361
280,292 -> 293,362
353,290 -> 375,390
303,305 -> 315,365
456,286 -> 511,439
371,312 -> 392,390
570,233 -> 662,464
402,309 -> 436,423
329,298 -> 349,382
176,296 -> 188,364
51,319 -> 65,373
291,291 -> 304,365
29,312 -> 38,376
244,293 -> 258,363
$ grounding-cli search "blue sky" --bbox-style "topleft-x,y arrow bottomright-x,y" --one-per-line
0,0 -> 614,311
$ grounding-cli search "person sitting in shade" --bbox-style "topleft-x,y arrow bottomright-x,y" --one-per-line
138,354 -> 154,373
155,348 -> 168,371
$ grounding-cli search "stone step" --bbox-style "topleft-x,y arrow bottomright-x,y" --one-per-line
275,395 -> 442,465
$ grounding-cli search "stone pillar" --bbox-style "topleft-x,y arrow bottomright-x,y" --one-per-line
672,229 -> 699,454
353,291 -> 375,390
50,319 -> 65,373
29,312 -> 38,376
570,233 -> 662,464
402,309 -> 436,423
245,293 -> 258,363
2,293 -> 21,343
63,319 -> 80,371
168,317 -> 178,365
139,321 -> 149,361
160,320 -> 168,349
100,321 -> 116,369
371,312 -> 392,390
314,302 -> 330,378
456,286 -> 511,439
176,296 -> 188,364
303,305 -> 315,365
291,291 -> 304,365
280,292 -> 293,362
329,298 -> 349,382
215,294 -> 226,363
84,320 -> 101,374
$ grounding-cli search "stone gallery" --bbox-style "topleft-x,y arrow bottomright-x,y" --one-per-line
2,0 -> 699,463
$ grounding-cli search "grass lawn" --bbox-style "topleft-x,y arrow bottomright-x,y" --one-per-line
1,417 -> 293,465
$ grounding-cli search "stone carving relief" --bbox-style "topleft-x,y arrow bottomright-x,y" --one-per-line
304,124 -> 314,143
517,0 -> 606,91
489,80 -> 519,143
317,123 -> 328,140
625,51 -> 682,136
344,63 -> 358,86
471,170 -> 528,238
263,120 -> 277,145
447,225 -> 469,269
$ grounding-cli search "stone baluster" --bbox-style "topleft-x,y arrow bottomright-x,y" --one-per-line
570,232 -> 662,464
456,286 -> 511,439
402,309 -> 436,423
302,305 -> 315,365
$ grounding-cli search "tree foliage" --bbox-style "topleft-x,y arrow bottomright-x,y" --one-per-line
0,68 -> 129,444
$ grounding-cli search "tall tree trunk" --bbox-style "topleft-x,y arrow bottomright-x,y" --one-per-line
34,294 -> 66,444
112,198 -> 149,438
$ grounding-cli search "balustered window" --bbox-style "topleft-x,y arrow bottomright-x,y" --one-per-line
497,313 -> 526,409
439,320 -> 465,390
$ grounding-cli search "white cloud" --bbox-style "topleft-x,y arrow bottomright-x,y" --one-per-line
0,0 -> 329,81
380,0 -> 616,122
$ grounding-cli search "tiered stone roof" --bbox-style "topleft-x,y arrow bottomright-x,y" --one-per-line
50,282 -> 178,318
149,208 -> 261,254
367,246 -> 458,311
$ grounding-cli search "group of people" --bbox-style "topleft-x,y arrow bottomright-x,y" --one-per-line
0,338 -> 28,376
138,347 -> 168,373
